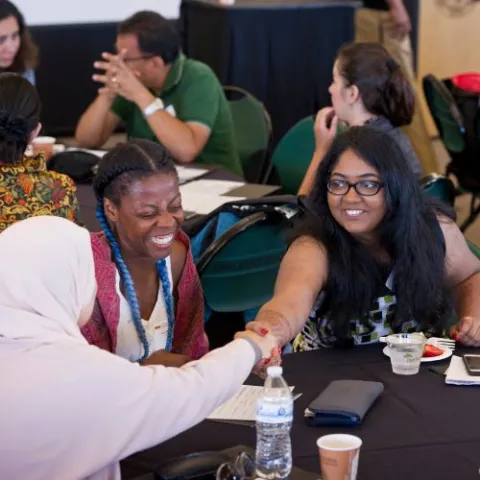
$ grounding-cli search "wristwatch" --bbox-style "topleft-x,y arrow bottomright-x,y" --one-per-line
143,98 -> 165,117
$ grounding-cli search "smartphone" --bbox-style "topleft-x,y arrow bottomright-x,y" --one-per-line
463,354 -> 480,376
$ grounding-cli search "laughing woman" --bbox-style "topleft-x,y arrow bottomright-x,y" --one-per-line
81,139 -> 208,365
248,127 -> 480,349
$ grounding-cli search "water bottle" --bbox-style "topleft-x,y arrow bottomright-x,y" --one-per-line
255,366 -> 293,479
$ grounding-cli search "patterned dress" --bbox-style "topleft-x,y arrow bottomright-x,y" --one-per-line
293,272 -> 418,351
0,154 -> 80,232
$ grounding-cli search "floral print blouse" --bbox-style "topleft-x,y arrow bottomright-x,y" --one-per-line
0,154 -> 80,232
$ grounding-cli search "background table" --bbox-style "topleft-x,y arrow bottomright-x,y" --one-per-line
180,0 -> 361,143
122,344 -> 480,479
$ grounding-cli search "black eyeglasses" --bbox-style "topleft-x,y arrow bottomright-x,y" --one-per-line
326,179 -> 384,197
216,452 -> 255,480
123,54 -> 154,63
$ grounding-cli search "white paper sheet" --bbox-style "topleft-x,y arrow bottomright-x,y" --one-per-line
175,166 -> 208,184
180,179 -> 245,196
65,147 -> 107,158
180,189 -> 245,215
207,385 -> 295,422
445,355 -> 480,385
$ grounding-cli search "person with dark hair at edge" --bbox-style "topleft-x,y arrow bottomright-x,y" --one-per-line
81,139 -> 208,367
75,10 -> 241,176
0,73 -> 80,232
299,42 -> 422,195
355,0 -> 437,175
248,128 -> 480,352
0,0 -> 38,84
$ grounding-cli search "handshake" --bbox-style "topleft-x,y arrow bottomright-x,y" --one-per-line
235,321 -> 282,377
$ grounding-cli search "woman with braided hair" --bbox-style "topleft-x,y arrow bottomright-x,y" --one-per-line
0,72 -> 79,232
81,138 -> 208,366
299,42 -> 424,195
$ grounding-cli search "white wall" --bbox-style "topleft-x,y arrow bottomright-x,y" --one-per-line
14,0 -> 181,25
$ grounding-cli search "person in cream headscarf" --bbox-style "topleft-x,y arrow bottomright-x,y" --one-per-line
0,216 -> 277,480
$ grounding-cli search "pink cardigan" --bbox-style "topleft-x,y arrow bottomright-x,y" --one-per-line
81,230 -> 208,360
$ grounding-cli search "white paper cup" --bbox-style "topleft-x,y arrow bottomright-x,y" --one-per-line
31,136 -> 56,160
317,434 -> 362,480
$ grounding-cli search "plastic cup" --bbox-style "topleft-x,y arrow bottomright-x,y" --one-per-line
317,434 -> 362,480
31,136 -> 56,161
386,333 -> 426,375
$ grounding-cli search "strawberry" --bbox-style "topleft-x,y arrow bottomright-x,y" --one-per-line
423,344 -> 444,357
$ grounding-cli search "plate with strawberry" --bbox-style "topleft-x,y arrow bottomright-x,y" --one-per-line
383,343 -> 452,363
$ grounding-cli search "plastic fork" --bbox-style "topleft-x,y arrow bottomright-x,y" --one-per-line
426,337 -> 455,351
379,335 -> 455,351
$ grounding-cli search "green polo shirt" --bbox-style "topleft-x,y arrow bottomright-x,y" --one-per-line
111,54 -> 242,176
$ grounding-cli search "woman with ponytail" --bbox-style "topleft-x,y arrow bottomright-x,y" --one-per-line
81,138 -> 208,366
299,42 -> 423,195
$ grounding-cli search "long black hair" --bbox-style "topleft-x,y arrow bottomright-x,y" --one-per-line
0,72 -> 40,164
337,42 -> 414,127
294,127 -> 453,340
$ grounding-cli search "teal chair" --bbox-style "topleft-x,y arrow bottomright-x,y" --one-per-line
268,116 -> 316,194
423,74 -> 480,231
420,173 -> 456,206
197,212 -> 288,312
223,86 -> 272,184
468,240 -> 480,259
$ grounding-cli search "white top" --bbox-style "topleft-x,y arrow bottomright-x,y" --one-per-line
115,258 -> 173,362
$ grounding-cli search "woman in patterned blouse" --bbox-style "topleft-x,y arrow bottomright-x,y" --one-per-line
248,127 -> 480,349
0,72 -> 79,232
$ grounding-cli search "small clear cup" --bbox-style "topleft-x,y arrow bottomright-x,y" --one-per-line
386,333 -> 426,375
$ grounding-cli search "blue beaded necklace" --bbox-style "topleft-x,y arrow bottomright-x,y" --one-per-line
96,205 -> 175,362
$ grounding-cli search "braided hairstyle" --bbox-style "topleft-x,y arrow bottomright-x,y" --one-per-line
93,139 -> 178,361
0,72 -> 40,164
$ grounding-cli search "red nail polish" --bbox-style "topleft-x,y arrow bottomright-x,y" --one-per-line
264,358 -> 271,365
260,328 -> 269,335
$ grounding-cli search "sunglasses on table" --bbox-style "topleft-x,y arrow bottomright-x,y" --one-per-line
216,451 -> 255,480
326,179 -> 384,196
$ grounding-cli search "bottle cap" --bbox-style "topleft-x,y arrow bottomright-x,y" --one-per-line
267,366 -> 283,377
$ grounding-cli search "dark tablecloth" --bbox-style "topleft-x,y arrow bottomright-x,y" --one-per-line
180,0 -> 360,143
122,344 -> 480,479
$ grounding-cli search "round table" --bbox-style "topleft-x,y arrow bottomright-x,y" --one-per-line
122,344 -> 480,480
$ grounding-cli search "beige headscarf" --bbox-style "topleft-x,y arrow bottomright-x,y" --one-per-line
0,216 -> 96,346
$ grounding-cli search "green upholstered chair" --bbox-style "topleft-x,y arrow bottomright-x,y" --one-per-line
197,212 -> 287,312
223,86 -> 272,184
269,116 -> 316,195
420,173 -> 456,206
423,74 -> 480,231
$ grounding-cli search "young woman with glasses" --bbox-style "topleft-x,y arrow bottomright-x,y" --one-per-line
247,127 -> 480,350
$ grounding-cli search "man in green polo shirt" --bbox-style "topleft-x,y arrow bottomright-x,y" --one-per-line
75,11 -> 242,176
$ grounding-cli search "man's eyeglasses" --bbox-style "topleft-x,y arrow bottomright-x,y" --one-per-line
216,451 -> 255,480
122,54 -> 155,63
326,179 -> 384,197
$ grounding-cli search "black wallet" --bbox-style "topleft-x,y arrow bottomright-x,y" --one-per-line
305,379 -> 384,426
